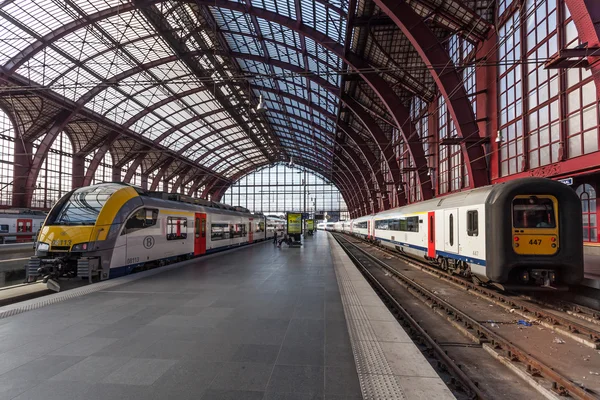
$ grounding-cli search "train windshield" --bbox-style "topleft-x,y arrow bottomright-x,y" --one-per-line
47,184 -> 123,226
512,197 -> 556,229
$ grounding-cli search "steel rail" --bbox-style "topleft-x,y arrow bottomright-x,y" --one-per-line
332,234 -> 485,400
334,233 -> 598,400
352,234 -> 600,349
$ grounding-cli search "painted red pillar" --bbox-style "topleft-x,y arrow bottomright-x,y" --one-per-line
12,138 -> 32,208
72,154 -> 85,189
564,0 -> 600,96
477,29 -> 500,182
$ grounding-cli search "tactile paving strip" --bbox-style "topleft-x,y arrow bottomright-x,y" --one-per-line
0,242 -> 264,320
329,235 -> 407,400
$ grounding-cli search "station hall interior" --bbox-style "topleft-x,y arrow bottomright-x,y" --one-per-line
0,0 -> 600,399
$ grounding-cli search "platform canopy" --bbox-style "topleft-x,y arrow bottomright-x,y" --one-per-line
0,0 -> 495,216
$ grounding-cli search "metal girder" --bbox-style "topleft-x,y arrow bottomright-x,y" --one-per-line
171,166 -> 194,193
2,0 -> 434,200
23,110 -> 70,206
338,120 -> 390,210
563,0 -> 600,95
333,146 -> 374,215
123,150 -> 150,183
139,3 -> 276,164
374,0 -> 489,188
149,159 -> 175,191
121,85 -> 244,130
342,94 -> 409,205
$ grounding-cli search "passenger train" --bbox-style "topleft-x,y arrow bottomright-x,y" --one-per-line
0,209 -> 46,243
27,183 -> 280,291
332,178 -> 583,287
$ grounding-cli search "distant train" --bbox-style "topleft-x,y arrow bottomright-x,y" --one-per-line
27,183 -> 280,291
0,209 -> 46,243
331,178 -> 583,287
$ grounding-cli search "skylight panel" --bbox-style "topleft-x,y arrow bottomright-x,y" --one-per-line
256,0 -> 296,19
54,67 -> 99,101
86,86 -> 125,115
124,36 -> 173,64
75,0 -> 127,15
0,21 -> 35,65
184,143 -> 206,159
83,49 -> 134,81
143,119 -> 171,142
15,47 -> 71,85
3,0 -> 76,37
105,97 -> 145,125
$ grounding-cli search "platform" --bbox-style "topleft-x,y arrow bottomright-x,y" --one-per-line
0,232 -> 452,400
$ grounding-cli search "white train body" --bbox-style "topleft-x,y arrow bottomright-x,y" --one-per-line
370,186 -> 489,278
0,210 -> 47,243
331,178 -> 585,286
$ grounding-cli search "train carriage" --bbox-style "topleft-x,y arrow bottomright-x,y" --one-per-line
28,183 -> 271,290
343,178 -> 583,286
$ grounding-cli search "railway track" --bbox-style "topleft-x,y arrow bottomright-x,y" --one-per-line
333,233 -> 599,400
354,235 -> 600,350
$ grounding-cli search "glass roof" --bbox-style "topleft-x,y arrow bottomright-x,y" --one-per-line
0,0 -> 353,178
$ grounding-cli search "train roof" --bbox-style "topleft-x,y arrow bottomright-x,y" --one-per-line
373,177 -> 575,218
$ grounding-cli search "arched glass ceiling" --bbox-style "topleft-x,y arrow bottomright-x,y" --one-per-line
0,0 -> 349,181
222,164 -> 349,220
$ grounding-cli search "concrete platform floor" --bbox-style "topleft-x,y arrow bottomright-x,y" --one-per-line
0,235 -> 363,400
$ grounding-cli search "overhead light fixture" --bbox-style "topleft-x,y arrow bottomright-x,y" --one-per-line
256,94 -> 267,113
495,130 -> 503,143
288,156 -> 294,167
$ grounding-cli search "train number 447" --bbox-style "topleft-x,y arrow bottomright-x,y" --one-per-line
529,239 -> 542,245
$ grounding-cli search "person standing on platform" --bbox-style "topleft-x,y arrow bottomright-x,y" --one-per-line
273,230 -> 279,244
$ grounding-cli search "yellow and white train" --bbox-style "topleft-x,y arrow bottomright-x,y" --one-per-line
27,183 -> 283,291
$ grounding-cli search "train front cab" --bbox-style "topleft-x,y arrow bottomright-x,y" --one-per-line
486,178 -> 583,286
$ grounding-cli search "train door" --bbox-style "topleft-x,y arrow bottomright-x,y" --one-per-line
248,218 -> 254,243
367,220 -> 371,240
427,212 -> 436,257
194,213 -> 206,256
443,209 -> 458,253
16,218 -> 33,242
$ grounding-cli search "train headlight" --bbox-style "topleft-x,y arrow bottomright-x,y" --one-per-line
71,242 -> 89,252
514,236 -> 519,242
37,242 -> 49,252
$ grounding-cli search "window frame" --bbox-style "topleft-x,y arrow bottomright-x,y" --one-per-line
467,210 -> 479,237
166,216 -> 188,240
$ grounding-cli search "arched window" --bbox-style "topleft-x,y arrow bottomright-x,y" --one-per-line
577,184 -> 597,242
0,109 -> 14,206
33,132 -> 73,209
223,164 -> 348,220
85,150 -> 113,185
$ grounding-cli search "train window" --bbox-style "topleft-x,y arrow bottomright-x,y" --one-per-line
354,221 -> 368,229
375,217 -> 419,232
512,197 -> 556,228
123,209 -> 158,235
195,218 -> 201,238
449,214 -> 454,246
231,224 -> 247,238
211,223 -> 230,240
467,210 -> 478,237
429,216 -> 433,242
166,217 -> 188,240
0,225 -> 8,233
